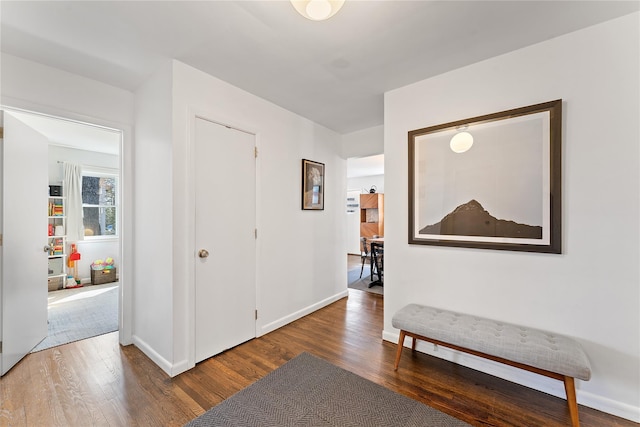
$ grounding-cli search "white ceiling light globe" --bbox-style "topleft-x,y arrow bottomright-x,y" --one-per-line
291,0 -> 345,21
450,131 -> 474,153
306,0 -> 332,20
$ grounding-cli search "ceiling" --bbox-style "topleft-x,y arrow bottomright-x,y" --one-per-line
5,109 -> 121,155
347,154 -> 384,178
2,1 -> 638,137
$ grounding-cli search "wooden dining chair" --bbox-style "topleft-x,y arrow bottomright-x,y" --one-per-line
359,237 -> 370,278
370,243 -> 384,285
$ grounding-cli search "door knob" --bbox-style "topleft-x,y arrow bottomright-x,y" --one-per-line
44,245 -> 52,253
198,249 -> 210,258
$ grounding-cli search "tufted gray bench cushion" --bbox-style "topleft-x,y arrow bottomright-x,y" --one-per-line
392,304 -> 591,426
392,304 -> 591,380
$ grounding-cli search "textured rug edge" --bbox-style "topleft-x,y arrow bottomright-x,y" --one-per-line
30,285 -> 119,352
185,352 -> 471,427
348,266 -> 383,295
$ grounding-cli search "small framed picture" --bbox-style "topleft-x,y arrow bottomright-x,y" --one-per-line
302,159 -> 325,210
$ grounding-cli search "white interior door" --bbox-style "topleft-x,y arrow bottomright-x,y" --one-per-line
194,118 -> 256,363
1,111 -> 49,375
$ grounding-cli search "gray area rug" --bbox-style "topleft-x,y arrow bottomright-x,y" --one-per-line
186,352 -> 470,427
31,284 -> 118,352
348,264 -> 383,295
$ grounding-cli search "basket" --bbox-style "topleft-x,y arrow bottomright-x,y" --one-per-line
91,268 -> 117,285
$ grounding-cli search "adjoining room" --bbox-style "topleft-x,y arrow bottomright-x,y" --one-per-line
346,153 -> 384,295
3,110 -> 122,354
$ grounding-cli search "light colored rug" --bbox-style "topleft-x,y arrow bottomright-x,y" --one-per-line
31,283 -> 118,352
185,352 -> 470,426
348,264 -> 383,295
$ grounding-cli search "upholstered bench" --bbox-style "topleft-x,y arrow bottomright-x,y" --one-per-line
392,304 -> 591,427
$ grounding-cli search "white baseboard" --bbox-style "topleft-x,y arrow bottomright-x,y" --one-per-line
382,330 -> 640,423
577,390 -> 640,423
131,292 -> 349,379
259,290 -> 349,336
118,329 -> 133,346
170,359 -> 192,377
131,334 -> 175,377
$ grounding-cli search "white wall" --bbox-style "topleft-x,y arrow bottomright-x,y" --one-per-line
1,54 -> 133,126
383,13 -> 639,421
133,60 -> 347,376
342,125 -> 384,158
1,52 -> 135,344
347,175 -> 385,195
132,61 -> 175,372
0,130 -> 3,344
48,146 -> 119,180
173,60 -> 347,373
48,145 -> 119,283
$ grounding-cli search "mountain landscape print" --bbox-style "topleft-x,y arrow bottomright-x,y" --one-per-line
419,199 -> 542,239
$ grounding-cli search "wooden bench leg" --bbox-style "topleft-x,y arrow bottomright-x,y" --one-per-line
563,376 -> 580,427
394,330 -> 407,371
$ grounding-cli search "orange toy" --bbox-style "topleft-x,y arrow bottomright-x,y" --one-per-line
67,243 -> 82,283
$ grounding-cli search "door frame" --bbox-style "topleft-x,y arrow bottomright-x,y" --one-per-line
346,189 -> 362,255
0,104 -> 133,346
186,109 -> 260,369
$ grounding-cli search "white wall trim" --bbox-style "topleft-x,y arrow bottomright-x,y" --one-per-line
577,391 -> 640,424
133,334 -> 191,378
170,359 -> 192,378
260,290 -> 349,336
132,334 -> 174,377
382,331 -> 640,423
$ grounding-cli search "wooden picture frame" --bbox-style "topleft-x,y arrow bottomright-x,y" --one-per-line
408,99 -> 562,253
302,159 -> 325,210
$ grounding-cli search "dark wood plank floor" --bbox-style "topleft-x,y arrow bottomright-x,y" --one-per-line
0,289 -> 634,426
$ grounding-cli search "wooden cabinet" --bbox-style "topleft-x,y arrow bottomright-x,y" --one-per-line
360,193 -> 384,239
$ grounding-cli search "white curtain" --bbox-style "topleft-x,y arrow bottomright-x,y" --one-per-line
64,162 -> 84,242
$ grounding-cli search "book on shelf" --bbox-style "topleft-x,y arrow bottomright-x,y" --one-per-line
48,202 -> 64,216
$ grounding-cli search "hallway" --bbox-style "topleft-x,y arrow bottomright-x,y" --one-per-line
2,290 -> 631,426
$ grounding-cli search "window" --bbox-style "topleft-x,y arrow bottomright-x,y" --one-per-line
82,169 -> 118,238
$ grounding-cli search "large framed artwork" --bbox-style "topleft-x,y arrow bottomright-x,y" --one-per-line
302,159 -> 325,210
408,99 -> 562,253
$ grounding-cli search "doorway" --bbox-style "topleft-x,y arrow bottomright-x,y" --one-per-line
1,108 -> 124,372
346,154 -> 384,295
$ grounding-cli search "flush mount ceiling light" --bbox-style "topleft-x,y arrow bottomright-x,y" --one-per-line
450,126 -> 474,153
291,0 -> 345,21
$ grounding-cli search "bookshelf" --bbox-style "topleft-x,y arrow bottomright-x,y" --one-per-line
47,189 -> 66,291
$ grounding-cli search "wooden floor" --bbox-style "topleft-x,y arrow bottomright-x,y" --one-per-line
0,290 -> 635,427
